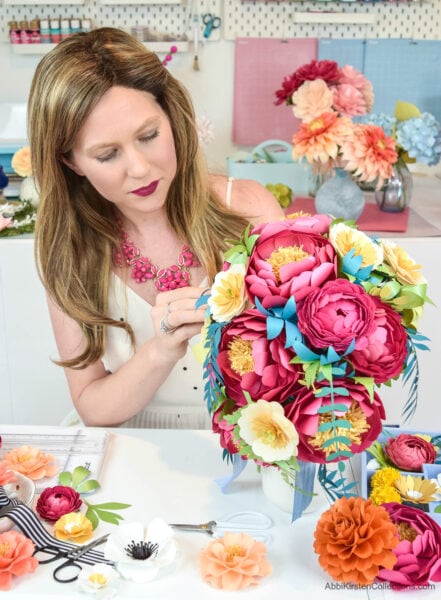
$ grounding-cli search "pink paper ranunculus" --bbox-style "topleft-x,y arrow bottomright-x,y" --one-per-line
245,220 -> 337,310
284,379 -> 385,463
378,502 -> 441,589
349,296 -> 408,384
36,485 -> 82,522
383,434 -> 437,472
217,308 -> 303,405
297,278 -> 377,354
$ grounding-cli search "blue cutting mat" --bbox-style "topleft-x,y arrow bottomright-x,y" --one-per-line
319,39 -> 441,122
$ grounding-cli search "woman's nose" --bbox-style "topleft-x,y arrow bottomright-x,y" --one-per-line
126,147 -> 150,178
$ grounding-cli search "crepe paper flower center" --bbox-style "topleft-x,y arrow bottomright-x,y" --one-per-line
225,544 -> 247,563
370,466 -> 401,489
0,542 -> 11,555
267,245 -> 309,282
88,573 -> 108,586
330,222 -> 383,269
286,210 -> 311,220
228,337 -> 254,375
125,540 -> 159,561
252,416 -> 291,449
369,486 -> 402,506
396,521 -> 418,543
309,401 -> 368,456
393,474 -> 438,504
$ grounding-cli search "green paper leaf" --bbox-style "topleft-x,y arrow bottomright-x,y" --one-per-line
87,502 -> 131,510
71,465 -> 91,489
85,506 -> 99,530
77,480 -> 101,494
322,435 -> 352,448
58,471 -> 72,487
94,510 -> 125,525
318,419 -> 352,432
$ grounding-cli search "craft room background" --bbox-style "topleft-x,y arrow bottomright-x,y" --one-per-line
1,0 -> 441,174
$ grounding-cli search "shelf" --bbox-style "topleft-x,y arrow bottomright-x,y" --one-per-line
10,41 -> 189,55
4,0 -> 85,4
293,11 -> 377,25
99,0 -> 182,4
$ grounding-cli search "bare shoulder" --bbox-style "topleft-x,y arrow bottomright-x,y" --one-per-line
209,174 -> 285,224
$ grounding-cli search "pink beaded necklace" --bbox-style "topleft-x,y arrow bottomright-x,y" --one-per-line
114,221 -> 200,292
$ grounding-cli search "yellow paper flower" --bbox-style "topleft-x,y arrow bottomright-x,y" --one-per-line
393,474 -> 438,504
237,400 -> 298,463
370,467 -> 401,490
1,446 -> 58,481
54,512 -> 93,544
369,486 -> 402,506
11,147 -> 32,178
380,240 -> 426,286
208,264 -> 247,323
329,222 -> 384,269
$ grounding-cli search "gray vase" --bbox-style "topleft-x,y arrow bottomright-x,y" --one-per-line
375,160 -> 413,212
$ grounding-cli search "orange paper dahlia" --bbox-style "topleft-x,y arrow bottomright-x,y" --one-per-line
313,496 -> 399,586
199,532 -> 272,590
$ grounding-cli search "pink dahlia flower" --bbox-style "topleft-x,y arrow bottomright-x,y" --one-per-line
349,296 -> 408,384
245,220 -> 337,309
378,503 -> 441,588
337,65 -> 374,113
297,278 -> 377,354
284,380 -> 385,463
333,83 -> 368,117
217,308 -> 303,405
383,434 -> 437,472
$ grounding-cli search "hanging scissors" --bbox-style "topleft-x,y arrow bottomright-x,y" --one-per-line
202,13 -> 221,39
33,534 -> 110,583
170,510 -> 273,543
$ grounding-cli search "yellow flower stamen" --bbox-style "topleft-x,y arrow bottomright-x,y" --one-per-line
89,573 -> 108,586
309,118 -> 324,132
267,245 -> 309,282
228,337 -> 254,375
225,544 -> 246,562
0,543 -> 11,556
252,415 -> 290,449
286,211 -> 312,220
309,401 -> 369,456
396,522 -> 418,542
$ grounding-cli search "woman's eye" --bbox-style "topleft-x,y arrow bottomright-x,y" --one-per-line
140,130 -> 159,143
96,150 -> 117,163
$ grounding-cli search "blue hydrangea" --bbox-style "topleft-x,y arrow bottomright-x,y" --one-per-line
354,113 -> 397,137
396,113 -> 441,165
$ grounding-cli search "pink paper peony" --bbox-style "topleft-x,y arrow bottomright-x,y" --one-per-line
217,308 -> 303,405
285,212 -> 332,234
349,296 -> 408,384
36,485 -> 82,522
0,530 -> 38,591
383,434 -> 437,472
245,220 -> 337,310
284,379 -> 385,463
297,278 -> 377,354
378,503 -> 441,588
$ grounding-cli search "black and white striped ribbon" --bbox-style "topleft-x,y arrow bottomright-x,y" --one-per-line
0,487 -> 113,566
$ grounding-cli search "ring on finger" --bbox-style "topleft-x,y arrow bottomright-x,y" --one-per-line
160,316 -> 178,335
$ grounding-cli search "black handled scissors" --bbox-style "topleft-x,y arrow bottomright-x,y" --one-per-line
34,534 -> 110,583
202,13 -> 221,39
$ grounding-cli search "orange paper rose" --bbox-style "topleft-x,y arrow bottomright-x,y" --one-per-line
199,532 -> 272,590
0,530 -> 38,591
313,496 -> 399,586
1,446 -> 58,481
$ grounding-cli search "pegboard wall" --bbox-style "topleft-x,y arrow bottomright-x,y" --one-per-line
0,0 -> 440,43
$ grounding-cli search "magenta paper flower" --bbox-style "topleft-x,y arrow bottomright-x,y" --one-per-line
217,308 -> 303,405
274,59 -> 340,105
378,503 -> 441,589
284,380 -> 385,463
212,400 -> 240,456
349,296 -> 408,384
297,278 -> 377,354
245,220 -> 337,310
36,485 -> 82,522
285,212 -> 332,234
383,434 -> 437,472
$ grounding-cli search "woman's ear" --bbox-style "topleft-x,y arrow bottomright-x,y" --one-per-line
61,155 -> 85,176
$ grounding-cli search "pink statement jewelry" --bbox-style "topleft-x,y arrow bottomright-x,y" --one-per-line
115,223 -> 200,292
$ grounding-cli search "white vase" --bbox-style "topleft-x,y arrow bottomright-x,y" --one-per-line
19,175 -> 39,208
261,466 -> 328,515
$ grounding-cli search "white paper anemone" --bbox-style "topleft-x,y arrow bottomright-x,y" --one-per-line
77,563 -> 120,598
103,518 -> 177,583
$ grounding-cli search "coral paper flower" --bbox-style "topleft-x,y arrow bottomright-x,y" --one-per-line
237,400 -> 299,463
313,497 -> 398,586
378,502 -> 441,588
208,263 -> 247,323
36,485 -> 82,522
54,512 -> 94,544
0,530 -> 38,591
1,445 -> 58,481
11,147 -> 32,178
383,433 -> 437,472
0,462 -> 17,486
199,531 -> 272,590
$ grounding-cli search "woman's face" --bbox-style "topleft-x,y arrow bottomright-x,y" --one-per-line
67,86 -> 178,216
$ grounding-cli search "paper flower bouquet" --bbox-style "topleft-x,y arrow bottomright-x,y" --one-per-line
199,213 -> 430,516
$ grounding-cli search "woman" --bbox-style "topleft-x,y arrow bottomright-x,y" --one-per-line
28,27 -> 284,428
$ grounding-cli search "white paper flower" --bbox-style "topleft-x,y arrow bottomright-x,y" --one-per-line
207,263 -> 247,323
77,563 -> 120,598
329,222 -> 384,269
238,400 -> 299,463
103,518 -> 177,583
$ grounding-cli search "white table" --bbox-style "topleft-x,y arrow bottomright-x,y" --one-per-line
2,427 -> 439,599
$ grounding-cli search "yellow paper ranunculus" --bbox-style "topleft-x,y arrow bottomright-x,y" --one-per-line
208,263 -> 247,323
11,147 -> 32,178
54,512 -> 93,544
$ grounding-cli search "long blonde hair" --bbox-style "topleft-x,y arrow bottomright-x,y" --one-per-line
29,27 -> 247,368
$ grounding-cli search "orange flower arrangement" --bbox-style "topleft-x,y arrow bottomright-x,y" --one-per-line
0,530 -> 39,591
0,445 -> 58,481
313,496 -> 399,586
199,532 -> 272,590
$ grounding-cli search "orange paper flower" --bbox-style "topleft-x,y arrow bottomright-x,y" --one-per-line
0,530 -> 38,591
313,496 -> 399,586
199,532 -> 272,590
0,462 -> 17,486
54,512 -> 93,544
11,147 -> 32,178
1,446 -> 58,481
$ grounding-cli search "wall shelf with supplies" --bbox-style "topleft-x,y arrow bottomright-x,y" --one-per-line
10,40 -> 189,55
292,11 -> 378,25
3,0 -> 85,5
